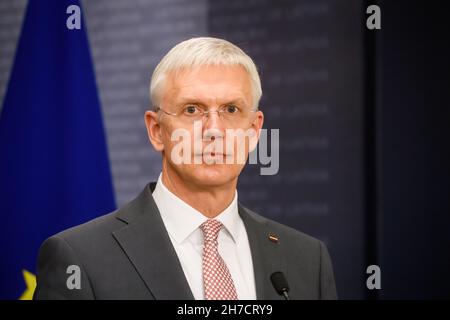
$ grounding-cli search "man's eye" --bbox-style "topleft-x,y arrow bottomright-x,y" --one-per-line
225,105 -> 238,114
184,105 -> 198,115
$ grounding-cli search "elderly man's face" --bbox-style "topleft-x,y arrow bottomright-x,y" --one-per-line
145,65 -> 264,188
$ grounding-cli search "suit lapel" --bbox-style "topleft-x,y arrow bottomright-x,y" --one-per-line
239,204 -> 287,300
112,184 -> 194,300
110,183 -> 286,300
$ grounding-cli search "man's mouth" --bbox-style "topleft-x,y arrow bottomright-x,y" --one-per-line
194,152 -> 231,156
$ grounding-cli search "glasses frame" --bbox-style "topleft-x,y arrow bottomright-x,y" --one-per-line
153,105 -> 258,122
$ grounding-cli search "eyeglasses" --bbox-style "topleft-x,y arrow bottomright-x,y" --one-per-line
154,104 -> 258,125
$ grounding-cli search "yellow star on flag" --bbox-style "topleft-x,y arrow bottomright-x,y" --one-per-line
19,269 -> 36,300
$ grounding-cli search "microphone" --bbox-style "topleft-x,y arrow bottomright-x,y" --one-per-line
270,271 -> 290,300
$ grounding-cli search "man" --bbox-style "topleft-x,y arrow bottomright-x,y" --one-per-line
34,37 -> 337,300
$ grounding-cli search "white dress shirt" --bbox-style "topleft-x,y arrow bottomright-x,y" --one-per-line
151,173 -> 256,300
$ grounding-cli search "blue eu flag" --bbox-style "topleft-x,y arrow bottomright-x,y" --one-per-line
0,1 -> 116,299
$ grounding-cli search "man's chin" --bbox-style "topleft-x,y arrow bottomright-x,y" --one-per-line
184,164 -> 239,188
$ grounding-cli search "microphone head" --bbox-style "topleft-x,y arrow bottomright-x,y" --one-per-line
270,271 -> 290,296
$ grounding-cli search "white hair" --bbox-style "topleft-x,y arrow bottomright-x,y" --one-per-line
150,37 -> 262,109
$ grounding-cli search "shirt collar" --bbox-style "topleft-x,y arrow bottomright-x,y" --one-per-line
151,173 -> 240,244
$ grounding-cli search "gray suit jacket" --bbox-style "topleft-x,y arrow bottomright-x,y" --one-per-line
34,183 -> 337,300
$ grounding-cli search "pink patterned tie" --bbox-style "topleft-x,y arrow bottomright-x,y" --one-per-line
200,219 -> 238,300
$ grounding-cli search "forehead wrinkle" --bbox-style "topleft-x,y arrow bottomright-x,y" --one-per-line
164,65 -> 253,107
175,94 -> 249,108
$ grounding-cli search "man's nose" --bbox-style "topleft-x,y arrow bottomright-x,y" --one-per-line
202,112 -> 225,140
203,111 -> 225,131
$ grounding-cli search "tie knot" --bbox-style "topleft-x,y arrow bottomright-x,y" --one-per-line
200,219 -> 223,242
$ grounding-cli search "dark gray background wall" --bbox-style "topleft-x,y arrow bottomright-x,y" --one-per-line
376,0 -> 450,299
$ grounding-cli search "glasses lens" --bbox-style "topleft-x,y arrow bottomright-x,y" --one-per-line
176,107 -> 255,126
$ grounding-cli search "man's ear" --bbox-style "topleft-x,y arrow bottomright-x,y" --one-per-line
249,110 -> 264,153
144,110 -> 164,152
